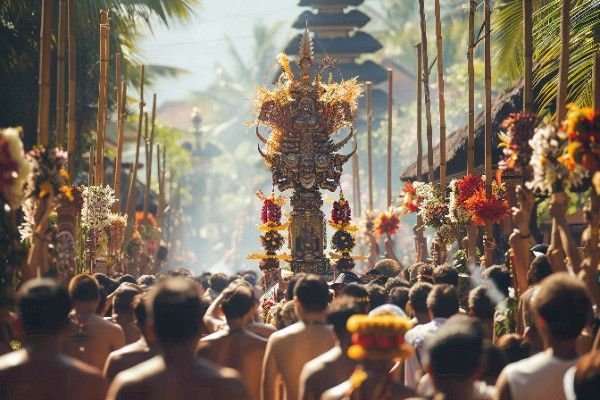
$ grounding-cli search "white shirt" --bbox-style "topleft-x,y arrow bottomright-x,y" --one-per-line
403,318 -> 447,389
503,350 -> 578,400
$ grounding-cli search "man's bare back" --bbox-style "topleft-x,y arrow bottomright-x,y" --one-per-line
298,346 -> 356,400
262,322 -> 336,400
197,328 -> 267,400
64,312 -> 126,370
104,337 -> 157,382
0,349 -> 106,400
107,355 -> 250,400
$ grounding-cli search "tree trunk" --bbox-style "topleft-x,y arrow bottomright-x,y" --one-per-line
37,0 -> 53,146
95,10 -> 109,185
523,0 -> 534,113
67,0 -> 77,179
56,0 -> 67,148
484,0 -> 493,266
418,0 -> 434,184
434,0 -> 447,189
557,0 -> 570,122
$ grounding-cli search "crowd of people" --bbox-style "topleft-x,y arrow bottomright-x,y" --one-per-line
0,186 -> 598,400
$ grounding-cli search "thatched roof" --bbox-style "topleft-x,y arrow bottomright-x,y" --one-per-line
293,10 -> 370,28
400,81 -> 524,181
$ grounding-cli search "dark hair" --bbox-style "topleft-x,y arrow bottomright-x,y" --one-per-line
384,277 -> 410,296
327,297 -> 361,338
18,279 -> 71,336
527,255 -> 552,286
533,272 -> 592,341
119,274 -> 137,285
482,265 -> 511,297
468,286 -> 495,321
96,285 -> 108,316
433,265 -> 459,287
167,268 -> 192,278
374,258 -> 402,278
69,274 -> 100,302
417,264 -> 434,284
573,351 -> 600,400
495,333 -> 530,364
242,273 -> 257,287
137,275 -> 157,287
366,284 -> 386,311
94,273 -> 119,294
134,294 -> 147,329
427,284 -> 459,319
197,272 -> 212,290
341,283 -> 370,313
114,286 -> 142,314
425,315 -> 484,381
482,344 -> 507,383
409,282 -> 433,314
286,273 -> 306,301
406,262 -> 426,285
388,287 -> 410,312
209,273 -> 229,293
294,274 -> 329,312
151,278 -> 202,343
220,284 -> 254,320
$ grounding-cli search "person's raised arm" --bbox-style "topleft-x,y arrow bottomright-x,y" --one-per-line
508,186 -> 534,295
203,292 -> 227,333
549,192 -> 582,274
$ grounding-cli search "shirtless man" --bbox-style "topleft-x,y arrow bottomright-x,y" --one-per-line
107,284 -> 143,345
262,274 -> 336,400
107,278 -> 250,400
197,281 -> 267,400
104,293 -> 158,382
0,279 -> 106,399
298,297 -> 361,400
63,274 -> 126,370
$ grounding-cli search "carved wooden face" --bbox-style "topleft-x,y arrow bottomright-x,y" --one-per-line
299,156 -> 316,189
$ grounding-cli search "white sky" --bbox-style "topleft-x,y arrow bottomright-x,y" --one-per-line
138,0 -> 299,106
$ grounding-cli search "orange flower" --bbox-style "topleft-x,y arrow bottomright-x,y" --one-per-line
59,185 -> 74,201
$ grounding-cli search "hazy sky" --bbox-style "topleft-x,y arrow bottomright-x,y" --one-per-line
138,0 -> 299,106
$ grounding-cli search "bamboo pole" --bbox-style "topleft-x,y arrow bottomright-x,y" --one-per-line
56,0 -> 67,148
594,51 -> 600,112
36,0 -> 53,146
67,0 -> 77,179
126,66 -> 145,226
141,113 -> 149,219
88,146 -> 95,186
415,43 -> 426,262
523,0 -> 534,113
366,82 -> 373,210
95,10 -> 110,185
556,0 -> 570,122
387,68 -> 393,208
434,0 -> 447,189
351,120 -> 362,217
157,144 -> 164,228
143,94 -> 157,219
467,0 -> 476,175
484,0 -> 493,266
113,62 -> 127,212
418,0 -> 434,184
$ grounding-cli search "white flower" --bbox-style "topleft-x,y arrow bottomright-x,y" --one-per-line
81,185 -> 116,231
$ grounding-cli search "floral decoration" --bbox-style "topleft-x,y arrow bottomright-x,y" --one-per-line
26,146 -> 70,201
81,185 -> 116,231
374,208 -> 401,236
399,181 -> 420,214
107,213 -> 127,255
560,105 -> 599,174
498,112 -> 540,172
0,127 -> 30,209
329,192 -> 360,271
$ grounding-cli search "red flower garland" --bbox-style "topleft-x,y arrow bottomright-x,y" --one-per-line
374,210 -> 400,237
331,195 -> 351,226
463,188 -> 510,226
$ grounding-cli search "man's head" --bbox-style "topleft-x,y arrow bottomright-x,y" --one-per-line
366,284 -> 386,312
68,274 -> 100,305
482,265 -> 511,298
294,274 -> 329,314
527,255 -> 552,286
388,286 -> 410,312
150,278 -> 202,345
373,258 -> 401,278
432,265 -> 459,287
113,285 -> 143,316
424,315 -> 485,388
468,285 -> 495,321
427,284 -> 459,319
220,282 -> 255,322
341,283 -> 370,313
408,282 -> 433,316
326,297 -> 362,344
18,279 -> 71,337
533,272 -> 592,342
209,273 -> 228,294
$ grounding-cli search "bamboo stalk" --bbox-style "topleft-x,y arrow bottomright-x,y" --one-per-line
366,82 -> 373,210
556,0 -> 570,122
143,94 -> 157,219
67,0 -> 77,179
126,66 -> 145,226
351,119 -> 361,216
88,146 -> 95,186
484,0 -> 493,266
141,113 -> 149,219
56,0 -> 67,148
523,0 -> 534,113
418,0 -> 434,184
96,10 -> 110,185
36,0 -> 53,146
113,59 -> 126,212
157,144 -> 164,228
387,68 -> 393,208
415,43 -> 425,262
467,0 -> 476,175
434,0 -> 447,189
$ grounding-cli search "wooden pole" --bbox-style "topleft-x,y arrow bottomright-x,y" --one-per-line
143,94 -> 157,219
88,146 -> 95,186
113,62 -> 126,212
366,82 -> 373,210
467,0 -> 476,175
434,0 -> 447,189
157,145 -> 164,228
56,0 -> 67,148
419,0 -> 434,184
95,10 -> 110,185
67,0 -> 77,179
416,43 -> 426,262
351,121 -> 362,217
141,113 -> 149,219
36,0 -> 53,146
484,0 -> 493,266
387,68 -> 393,208
594,51 -> 600,112
126,65 -> 145,226
556,0 -> 570,122
523,0 -> 534,113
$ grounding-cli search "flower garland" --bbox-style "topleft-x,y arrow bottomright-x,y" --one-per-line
399,181 -> 420,214
346,314 -> 413,361
107,213 -> 127,255
26,146 -> 71,201
329,192 -> 360,272
498,112 -> 540,172
81,185 -> 116,231
463,187 -> 510,226
374,208 -> 401,237
414,182 -> 448,229
0,128 -> 30,210
560,105 -> 599,175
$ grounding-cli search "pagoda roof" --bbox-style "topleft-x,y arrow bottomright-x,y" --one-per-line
285,31 -> 382,55
299,0 -> 364,7
293,10 -> 370,29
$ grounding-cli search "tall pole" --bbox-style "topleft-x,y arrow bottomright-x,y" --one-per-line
366,82 -> 373,210
37,0 -> 53,146
419,0 -> 434,184
351,119 -> 362,216
113,57 -> 126,213
434,0 -> 447,189
56,0 -> 67,147
387,68 -> 393,208
523,0 -> 534,113
594,51 -> 600,112
95,10 -> 110,185
67,0 -> 77,179
143,94 -> 157,219
127,65 -> 145,227
556,0 -> 571,122
467,0 -> 476,175
416,45 -> 423,182
484,0 -> 493,266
